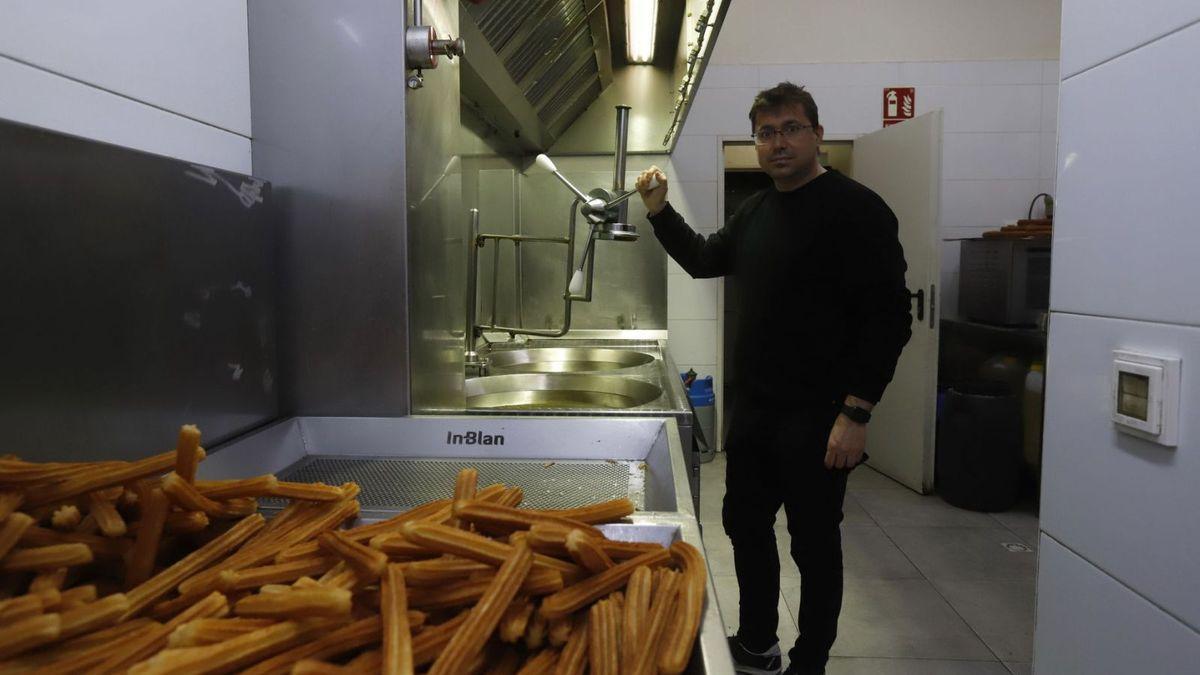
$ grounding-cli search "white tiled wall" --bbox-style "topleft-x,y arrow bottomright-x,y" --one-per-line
664,59 -> 1061,439
1036,4 -> 1200,670
0,1 -> 252,173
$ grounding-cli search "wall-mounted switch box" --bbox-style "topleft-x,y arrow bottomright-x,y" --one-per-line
1112,350 -> 1181,446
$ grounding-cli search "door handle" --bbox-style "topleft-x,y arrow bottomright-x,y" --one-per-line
910,288 -> 925,322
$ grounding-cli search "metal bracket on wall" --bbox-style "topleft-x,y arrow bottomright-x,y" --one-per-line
405,0 -> 466,90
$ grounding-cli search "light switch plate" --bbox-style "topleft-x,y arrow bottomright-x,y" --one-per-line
1112,350 -> 1181,446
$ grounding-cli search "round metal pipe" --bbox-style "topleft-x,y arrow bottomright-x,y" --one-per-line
613,105 -> 631,191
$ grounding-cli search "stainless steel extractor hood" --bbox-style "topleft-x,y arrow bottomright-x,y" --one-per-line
459,0 -> 729,155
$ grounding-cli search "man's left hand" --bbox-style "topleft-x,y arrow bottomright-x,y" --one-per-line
824,413 -> 867,469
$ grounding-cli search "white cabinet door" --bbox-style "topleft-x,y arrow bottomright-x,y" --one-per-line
852,111 -> 943,493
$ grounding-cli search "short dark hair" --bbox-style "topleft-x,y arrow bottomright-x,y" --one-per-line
749,82 -> 819,131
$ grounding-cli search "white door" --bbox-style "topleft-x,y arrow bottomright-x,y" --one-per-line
851,111 -> 942,493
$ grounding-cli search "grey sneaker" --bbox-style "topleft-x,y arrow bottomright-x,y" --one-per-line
727,635 -> 782,675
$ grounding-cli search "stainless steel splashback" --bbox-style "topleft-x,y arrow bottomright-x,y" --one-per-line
249,0 -> 414,417
0,120 -> 277,461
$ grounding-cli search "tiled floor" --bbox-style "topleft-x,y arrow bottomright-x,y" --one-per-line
699,452 -> 1038,675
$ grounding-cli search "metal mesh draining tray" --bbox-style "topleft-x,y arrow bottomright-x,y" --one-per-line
270,455 -> 644,511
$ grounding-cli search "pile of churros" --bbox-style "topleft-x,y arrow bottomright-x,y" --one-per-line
0,425 -> 708,674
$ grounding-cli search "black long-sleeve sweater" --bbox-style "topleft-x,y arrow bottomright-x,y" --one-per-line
650,169 -> 912,405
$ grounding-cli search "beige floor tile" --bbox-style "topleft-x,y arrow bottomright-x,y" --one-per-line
855,489 -> 1004,529
933,579 -> 1037,662
887,527 -> 1039,581
826,658 -> 1011,674
1003,662 -> 1032,674
817,579 -> 994,660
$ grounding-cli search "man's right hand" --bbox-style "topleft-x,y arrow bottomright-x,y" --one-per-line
636,166 -> 668,217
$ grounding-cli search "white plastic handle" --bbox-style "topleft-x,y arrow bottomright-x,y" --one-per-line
646,175 -> 660,190
535,153 -> 558,173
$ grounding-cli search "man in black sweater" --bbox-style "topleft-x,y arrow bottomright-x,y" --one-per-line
635,83 -> 912,675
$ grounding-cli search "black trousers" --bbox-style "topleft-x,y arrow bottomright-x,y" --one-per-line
722,396 -> 852,670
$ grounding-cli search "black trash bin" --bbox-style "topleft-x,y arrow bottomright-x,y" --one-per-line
936,380 -> 1022,512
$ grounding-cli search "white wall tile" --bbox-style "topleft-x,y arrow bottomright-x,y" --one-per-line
918,85 -> 1042,133
1041,313 -> 1200,630
666,319 -> 718,367
897,60 -> 1044,86
1040,84 -> 1058,133
670,135 -> 720,182
758,62 -> 901,88
941,179 -> 1040,230
1050,21 -> 1200,324
942,132 -> 1040,181
803,85 -> 881,135
0,55 -> 252,173
671,180 -> 720,232
668,275 -> 718,320
1041,59 -> 1060,85
699,64 -> 759,89
1060,0 -> 1200,78
679,87 -> 761,136
1034,535 -> 1200,673
1038,132 -> 1058,182
0,1 -> 251,136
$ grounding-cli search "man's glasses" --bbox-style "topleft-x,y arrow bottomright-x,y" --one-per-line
753,122 -> 813,146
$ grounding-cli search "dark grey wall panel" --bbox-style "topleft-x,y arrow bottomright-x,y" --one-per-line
0,120 -> 277,460
248,0 -> 411,416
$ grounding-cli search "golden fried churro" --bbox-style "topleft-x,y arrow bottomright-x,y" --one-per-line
234,587 -> 352,619
535,497 -> 635,525
224,557 -> 339,591
0,489 -> 25,520
57,591 -> 130,641
524,607 -> 548,649
26,449 -> 196,507
621,565 -> 653,668
450,468 -> 478,530
162,472 -> 257,519
124,513 -> 264,620
126,619 -> 321,675
498,597 -> 535,643
344,649 -> 383,673
87,489 -> 128,537
56,584 -> 96,609
382,564 -> 413,675
93,591 -> 230,674
526,522 -> 662,560
428,539 -> 534,675
497,487 -> 524,508
538,546 -> 671,620
0,613 -> 61,660
272,481 -> 345,502
548,615 -> 573,647
290,659 -> 347,675
51,504 -> 82,530
168,617 -> 277,647
0,592 -> 46,622
318,530 -> 388,583
658,541 -> 706,674
452,501 -> 603,538
126,485 -> 169,588
20,524 -> 130,559
553,613 -> 588,675
411,610 -> 469,667
587,598 -> 619,675
175,424 -> 204,484
1,542 -> 93,572
57,615 -> 158,652
195,475 -> 279,500
404,555 -> 493,587
628,569 -> 681,675
400,522 -> 583,583
168,510 -> 212,533
240,616 -> 381,675
0,510 -> 34,559
406,567 -> 561,611
564,529 -> 614,574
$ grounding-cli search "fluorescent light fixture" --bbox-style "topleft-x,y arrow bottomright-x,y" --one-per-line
626,0 -> 658,64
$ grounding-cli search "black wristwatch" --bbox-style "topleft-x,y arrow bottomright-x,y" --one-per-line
840,403 -> 872,424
